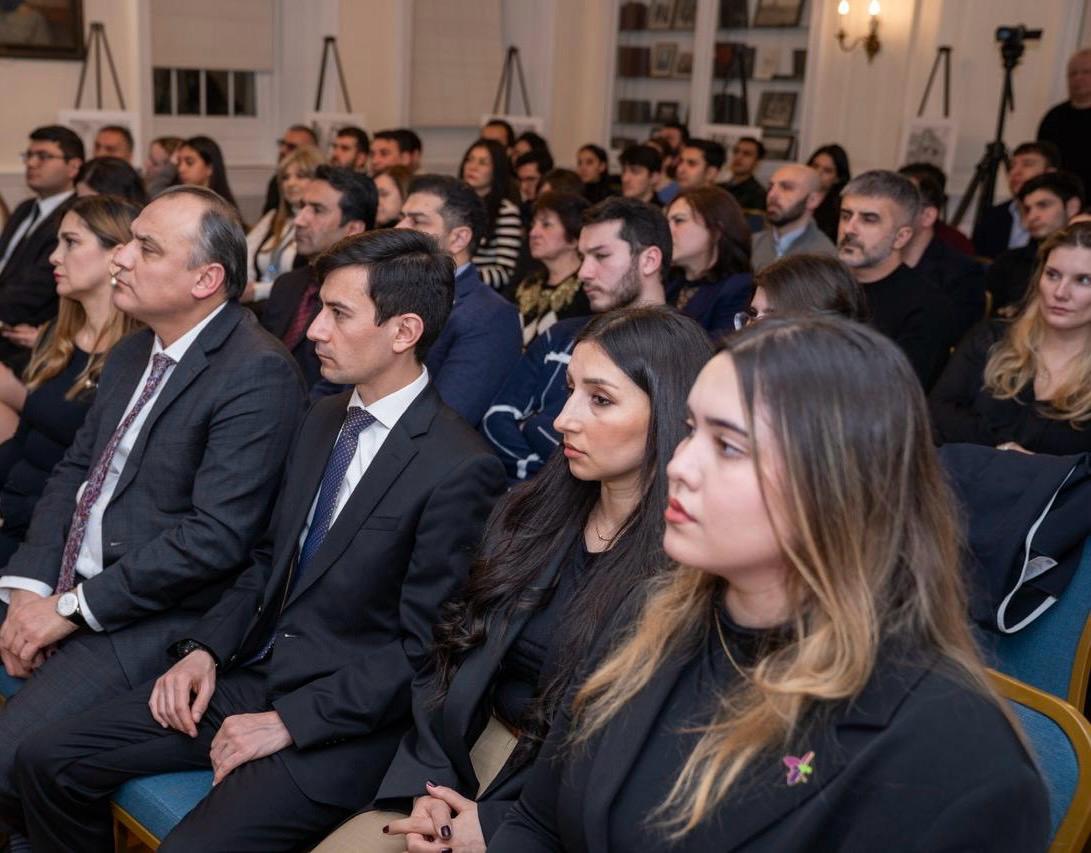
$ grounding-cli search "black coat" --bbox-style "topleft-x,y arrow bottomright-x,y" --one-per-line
973,200 -> 1016,260
912,234 -> 986,345
260,265 -> 322,389
491,652 -> 1049,852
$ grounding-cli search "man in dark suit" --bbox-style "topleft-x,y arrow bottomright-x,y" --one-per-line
12,229 -> 507,851
260,165 -> 376,390
0,186 -> 306,836
0,125 -> 84,369
396,175 -> 521,426
971,141 -> 1058,259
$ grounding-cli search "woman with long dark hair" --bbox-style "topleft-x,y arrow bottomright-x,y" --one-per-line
75,157 -> 148,206
807,143 -> 851,243
176,135 -> 239,212
733,253 -> 869,329
313,307 -> 713,853
459,138 -> 524,291
577,144 -> 616,204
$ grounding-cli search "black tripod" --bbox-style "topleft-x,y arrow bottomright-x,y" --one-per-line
492,46 -> 533,116
952,37 -> 1026,230
74,22 -> 125,109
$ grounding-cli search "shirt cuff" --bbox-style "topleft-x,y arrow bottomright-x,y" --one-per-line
252,280 -> 274,302
0,576 -> 53,604
76,583 -> 104,632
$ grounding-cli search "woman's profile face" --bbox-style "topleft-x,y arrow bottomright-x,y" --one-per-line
750,286 -> 773,318
665,353 -> 785,581
554,341 -> 651,490
810,153 -> 838,191
49,211 -> 115,300
461,146 -> 494,193
1037,244 -> 1091,331
577,148 -> 606,184
176,146 -> 212,187
374,173 -> 404,225
667,199 -> 714,274
529,209 -> 574,262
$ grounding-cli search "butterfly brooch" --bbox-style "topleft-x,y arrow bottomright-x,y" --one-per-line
782,751 -> 815,786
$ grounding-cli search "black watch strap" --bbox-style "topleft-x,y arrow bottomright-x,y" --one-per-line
66,605 -> 89,631
172,639 -> 219,666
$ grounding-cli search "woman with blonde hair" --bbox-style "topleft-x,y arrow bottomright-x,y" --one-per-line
931,221 -> 1091,454
492,316 -> 1048,851
0,195 -> 140,566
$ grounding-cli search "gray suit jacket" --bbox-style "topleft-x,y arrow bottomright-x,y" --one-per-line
751,219 -> 838,272
2,300 -> 306,683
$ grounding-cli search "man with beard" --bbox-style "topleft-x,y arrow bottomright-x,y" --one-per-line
751,163 -> 836,271
481,197 -> 669,481
838,170 -> 955,389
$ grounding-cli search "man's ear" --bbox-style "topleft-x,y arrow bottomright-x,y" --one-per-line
637,244 -> 663,278
892,223 -> 914,251
345,220 -> 367,237
191,263 -> 227,300
447,224 -> 474,258
390,312 -> 424,356
1065,197 -> 1082,220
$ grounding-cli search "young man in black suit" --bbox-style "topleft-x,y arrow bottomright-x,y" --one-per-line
12,229 -> 508,851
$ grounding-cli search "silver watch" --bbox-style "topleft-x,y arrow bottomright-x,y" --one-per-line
56,591 -> 80,619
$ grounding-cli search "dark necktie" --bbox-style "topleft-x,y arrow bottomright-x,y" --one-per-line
55,353 -> 175,593
0,202 -> 40,271
281,279 -> 321,351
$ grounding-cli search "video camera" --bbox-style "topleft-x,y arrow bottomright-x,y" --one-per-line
996,25 -> 1043,44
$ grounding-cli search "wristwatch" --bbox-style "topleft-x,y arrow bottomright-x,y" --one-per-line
55,591 -> 88,630
172,639 -> 218,666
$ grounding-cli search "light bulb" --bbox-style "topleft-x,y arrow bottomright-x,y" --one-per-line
868,0 -> 880,15
838,0 -> 850,15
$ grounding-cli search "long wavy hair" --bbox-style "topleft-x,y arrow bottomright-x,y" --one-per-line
431,307 -> 712,760
570,316 -> 1007,837
26,196 -> 141,398
180,135 -> 238,210
984,222 -> 1091,424
458,138 -> 515,236
262,145 -> 324,255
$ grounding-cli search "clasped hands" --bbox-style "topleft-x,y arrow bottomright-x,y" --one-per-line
385,781 -> 486,853
148,649 -> 292,784
0,589 -> 78,677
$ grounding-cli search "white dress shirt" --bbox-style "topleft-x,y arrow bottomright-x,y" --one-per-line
0,302 -> 228,629
0,190 -> 74,276
297,368 -> 429,552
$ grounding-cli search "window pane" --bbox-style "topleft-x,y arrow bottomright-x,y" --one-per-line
233,71 -> 256,116
177,68 -> 201,115
206,70 -> 229,116
153,67 -> 172,115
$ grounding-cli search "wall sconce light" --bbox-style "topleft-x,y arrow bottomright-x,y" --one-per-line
836,1 -> 881,62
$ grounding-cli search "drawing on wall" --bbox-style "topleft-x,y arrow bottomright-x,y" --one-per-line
0,0 -> 83,60
900,118 -> 958,179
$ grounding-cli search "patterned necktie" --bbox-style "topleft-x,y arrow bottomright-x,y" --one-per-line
281,278 -> 321,352
55,353 -> 175,594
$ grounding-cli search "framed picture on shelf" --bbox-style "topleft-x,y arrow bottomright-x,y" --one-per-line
619,1 -> 648,30
673,50 -> 694,77
700,124 -> 764,158
719,0 -> 749,28
763,132 -> 796,160
650,42 -> 678,77
899,118 -> 958,180
672,0 -> 697,29
655,101 -> 681,123
756,91 -> 797,129
752,0 -> 805,28
618,99 -> 653,124
648,0 -> 676,30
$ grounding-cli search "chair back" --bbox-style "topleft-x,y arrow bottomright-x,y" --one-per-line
990,670 -> 1091,852
0,669 -> 24,704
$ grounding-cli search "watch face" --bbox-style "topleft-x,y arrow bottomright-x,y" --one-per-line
57,593 -> 78,617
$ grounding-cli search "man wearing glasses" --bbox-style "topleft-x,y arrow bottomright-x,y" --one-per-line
0,125 -> 84,370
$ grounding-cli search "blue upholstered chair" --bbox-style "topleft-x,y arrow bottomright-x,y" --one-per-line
111,771 -> 213,851
0,669 -> 24,704
989,670 -> 1091,852
989,537 -> 1091,709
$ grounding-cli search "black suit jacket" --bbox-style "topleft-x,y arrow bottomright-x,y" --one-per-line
986,243 -> 1037,315
260,265 -> 322,389
2,301 -> 306,683
184,383 -> 507,809
972,200 -> 1016,259
492,652 -> 1049,852
913,235 -> 986,345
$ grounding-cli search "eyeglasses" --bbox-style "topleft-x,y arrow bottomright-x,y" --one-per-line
734,308 -> 760,330
20,150 -> 66,163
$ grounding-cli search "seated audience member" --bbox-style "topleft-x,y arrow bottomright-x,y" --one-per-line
143,135 -> 183,198
262,124 -> 318,214
0,187 -> 306,840
620,144 -> 664,205
647,137 -> 681,207
751,163 -> 836,271
720,136 -> 766,211
988,171 -> 1084,316
931,222 -> 1091,455
897,162 -> 974,256
807,143 -> 851,243
493,318 -> 1051,853
577,144 -> 617,203
244,145 -> 323,302
261,166 -> 375,390
666,187 -> 752,338
539,168 -> 583,197
397,175 -> 522,425
482,118 -> 516,154
459,139 -> 524,291
736,253 -> 869,328
973,141 -> 1059,260
899,171 -> 986,343
512,131 -> 552,165
482,197 -> 669,481
375,165 -> 413,228
318,308 -> 712,852
12,229 -> 508,852
515,149 -> 555,224
0,197 -> 140,563
329,125 -> 370,173
176,135 -> 239,213
75,157 -> 149,206
675,138 -> 725,192
515,191 -> 591,344
397,129 -> 423,172
92,125 -> 133,161
1038,49 -> 1091,197
370,129 -> 420,176
0,126 -> 83,371
839,170 -> 954,388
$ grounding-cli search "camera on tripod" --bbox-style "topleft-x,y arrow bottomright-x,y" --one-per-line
996,25 -> 1043,47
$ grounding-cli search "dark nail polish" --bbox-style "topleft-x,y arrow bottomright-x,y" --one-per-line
441,825 -> 452,840
381,825 -> 389,834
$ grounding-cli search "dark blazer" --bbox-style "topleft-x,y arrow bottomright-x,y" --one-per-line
667,271 -> 752,339
973,200 -> 1016,260
260,265 -> 322,389
913,234 -> 986,344
184,383 -> 507,810
2,301 -> 306,684
491,652 -> 1049,852
375,538 -> 575,838
986,242 -> 1037,315
425,264 -> 522,427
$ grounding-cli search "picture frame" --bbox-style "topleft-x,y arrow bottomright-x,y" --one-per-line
755,90 -> 797,130
672,0 -> 697,29
898,117 -> 958,181
650,42 -> 678,78
0,0 -> 84,60
654,100 -> 681,124
647,0 -> 676,30
763,132 -> 796,161
752,0 -> 805,28
719,0 -> 750,28
306,112 -> 371,150
673,50 -> 693,77
57,109 -> 139,166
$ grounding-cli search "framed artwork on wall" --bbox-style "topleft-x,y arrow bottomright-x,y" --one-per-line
899,117 -> 958,181
672,0 -> 697,29
673,50 -> 694,77
0,0 -> 84,60
756,90 -> 797,129
650,42 -> 678,77
647,0 -> 676,30
752,0 -> 805,28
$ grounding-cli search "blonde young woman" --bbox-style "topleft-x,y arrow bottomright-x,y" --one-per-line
0,195 -> 139,566
931,222 -> 1091,455
491,316 -> 1049,852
